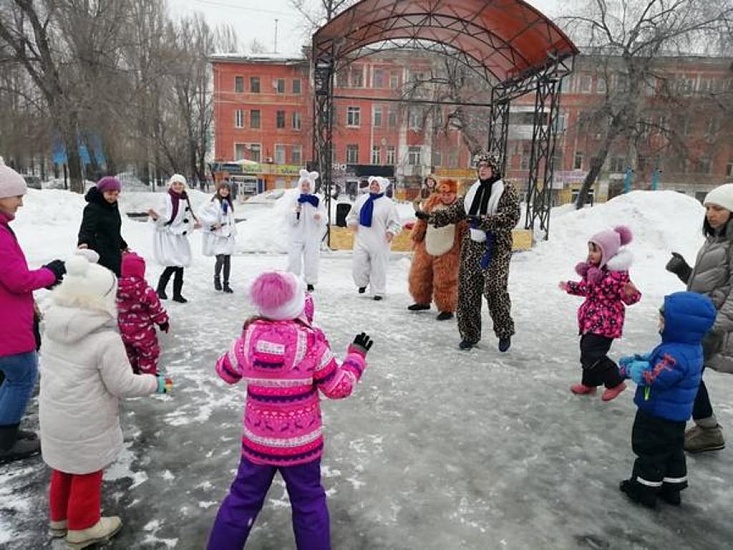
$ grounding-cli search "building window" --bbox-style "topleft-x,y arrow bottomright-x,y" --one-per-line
347,106 -> 361,127
432,150 -> 442,167
727,159 -> 733,177
609,156 -> 625,173
386,145 -> 396,165
371,146 -> 381,165
234,143 -> 247,160
249,143 -> 261,163
250,110 -> 261,129
408,146 -> 421,165
336,71 -> 348,88
373,69 -> 385,88
346,144 -> 359,164
250,77 -> 260,93
388,109 -> 397,127
275,144 -> 286,164
596,77 -> 607,94
409,108 -> 422,129
389,72 -> 399,89
276,78 -> 285,94
292,79 -> 301,94
276,110 -> 286,129
235,76 -> 244,93
520,144 -> 531,170
573,151 -> 583,170
292,111 -> 301,130
350,67 -> 363,88
448,152 -> 458,168
235,109 -> 244,128
292,146 -> 302,165
697,158 -> 711,174
373,106 -> 382,127
578,75 -> 592,93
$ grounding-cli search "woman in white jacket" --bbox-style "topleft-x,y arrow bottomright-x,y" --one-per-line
200,183 -> 237,293
346,176 -> 401,300
287,170 -> 326,291
148,174 -> 200,303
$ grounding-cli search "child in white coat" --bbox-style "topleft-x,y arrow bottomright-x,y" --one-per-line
287,169 -> 326,291
148,174 -> 200,303
200,182 -> 237,293
346,175 -> 401,300
39,254 -> 171,548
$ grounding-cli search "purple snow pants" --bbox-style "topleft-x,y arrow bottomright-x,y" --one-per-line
207,456 -> 330,550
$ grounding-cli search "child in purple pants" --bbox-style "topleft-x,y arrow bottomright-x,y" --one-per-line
207,271 -> 373,549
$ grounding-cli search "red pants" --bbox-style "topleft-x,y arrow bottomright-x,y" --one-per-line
49,469 -> 103,530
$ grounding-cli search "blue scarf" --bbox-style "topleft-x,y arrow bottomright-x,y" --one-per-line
297,194 -> 319,208
359,192 -> 384,227
221,200 -> 229,214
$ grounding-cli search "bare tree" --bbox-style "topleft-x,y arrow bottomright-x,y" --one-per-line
559,0 -> 733,208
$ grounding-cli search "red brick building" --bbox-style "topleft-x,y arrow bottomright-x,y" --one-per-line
212,52 -> 732,201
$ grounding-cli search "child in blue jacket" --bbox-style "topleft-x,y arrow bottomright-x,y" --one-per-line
618,291 -> 716,508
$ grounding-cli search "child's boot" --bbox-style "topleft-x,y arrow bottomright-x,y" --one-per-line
66,516 -> 122,549
601,382 -> 627,402
658,485 -> 682,506
619,479 -> 657,509
570,383 -> 597,395
214,277 -> 222,291
684,419 -> 725,453
49,519 -> 67,538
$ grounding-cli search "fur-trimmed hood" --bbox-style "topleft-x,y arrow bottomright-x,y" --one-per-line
605,248 -> 633,271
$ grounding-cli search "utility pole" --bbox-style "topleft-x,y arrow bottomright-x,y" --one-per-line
274,19 -> 278,53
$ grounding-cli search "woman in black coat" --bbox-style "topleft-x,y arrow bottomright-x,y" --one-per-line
77,176 -> 128,276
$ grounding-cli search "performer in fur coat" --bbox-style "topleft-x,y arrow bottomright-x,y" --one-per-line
407,178 -> 468,320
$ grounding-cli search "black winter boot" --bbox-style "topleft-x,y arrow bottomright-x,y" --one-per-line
172,268 -> 187,303
222,282 -> 233,294
214,277 -> 222,291
157,267 -> 174,300
0,424 -> 41,464
620,479 -> 657,509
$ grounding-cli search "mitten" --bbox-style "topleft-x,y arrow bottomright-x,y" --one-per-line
43,259 -> 66,285
618,355 -> 636,368
348,332 -> 374,356
665,252 -> 692,282
156,375 -> 173,394
586,266 -> 603,285
158,322 -> 170,333
414,210 -> 430,221
627,360 -> 650,385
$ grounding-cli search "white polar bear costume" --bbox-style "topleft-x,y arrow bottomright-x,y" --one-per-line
346,176 -> 401,298
286,169 -> 326,286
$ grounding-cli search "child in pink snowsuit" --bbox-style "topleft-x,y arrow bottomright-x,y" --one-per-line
559,225 -> 642,401
116,253 -> 169,375
207,271 -> 373,550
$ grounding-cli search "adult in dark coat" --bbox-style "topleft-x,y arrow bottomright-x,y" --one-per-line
77,176 -> 128,276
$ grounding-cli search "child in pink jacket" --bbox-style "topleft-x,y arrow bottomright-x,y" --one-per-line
208,271 -> 373,550
559,225 -> 641,401
116,253 -> 169,375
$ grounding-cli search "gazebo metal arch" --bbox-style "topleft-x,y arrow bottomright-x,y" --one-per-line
312,0 -> 578,242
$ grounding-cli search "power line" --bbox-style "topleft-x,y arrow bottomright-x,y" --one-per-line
191,0 -> 299,19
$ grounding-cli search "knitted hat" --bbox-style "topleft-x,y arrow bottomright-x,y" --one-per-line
52,254 -> 118,317
703,184 -> 733,212
249,271 -> 305,321
0,159 -> 27,199
121,252 -> 146,279
368,175 -> 389,194
96,176 -> 121,193
296,169 -> 319,193
168,174 -> 187,187
438,179 -> 458,194
589,225 -> 633,268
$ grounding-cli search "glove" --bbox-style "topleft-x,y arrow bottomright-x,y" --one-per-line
414,210 -> 430,221
626,360 -> 649,385
156,375 -> 173,394
43,259 -> 66,285
158,322 -> 170,333
665,252 -> 692,281
619,353 -> 650,368
348,332 -> 374,356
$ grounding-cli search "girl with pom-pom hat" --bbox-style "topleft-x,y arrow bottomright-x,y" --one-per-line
559,225 -> 642,401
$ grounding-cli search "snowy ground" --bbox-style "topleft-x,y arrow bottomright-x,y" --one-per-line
1,189 -> 732,549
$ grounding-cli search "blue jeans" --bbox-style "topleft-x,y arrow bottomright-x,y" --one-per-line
0,352 -> 38,425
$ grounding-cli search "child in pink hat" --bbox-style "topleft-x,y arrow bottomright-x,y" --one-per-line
117,253 -> 169,375
208,270 -> 373,549
559,226 -> 642,401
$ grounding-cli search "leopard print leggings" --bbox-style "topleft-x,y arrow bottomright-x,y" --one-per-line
456,238 -> 515,344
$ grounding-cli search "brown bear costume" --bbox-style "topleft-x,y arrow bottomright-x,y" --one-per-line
408,178 -> 468,320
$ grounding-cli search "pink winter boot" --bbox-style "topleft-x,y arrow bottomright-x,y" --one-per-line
601,382 -> 627,402
570,383 -> 597,395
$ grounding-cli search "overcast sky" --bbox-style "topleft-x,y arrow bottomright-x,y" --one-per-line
167,0 -> 561,56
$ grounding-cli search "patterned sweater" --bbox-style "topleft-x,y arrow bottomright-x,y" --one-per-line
216,318 -> 367,466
